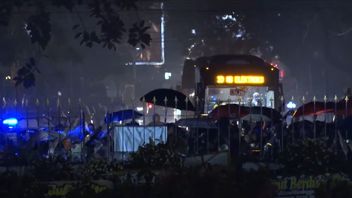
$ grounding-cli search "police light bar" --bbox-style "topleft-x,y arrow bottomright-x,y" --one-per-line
2,118 -> 18,126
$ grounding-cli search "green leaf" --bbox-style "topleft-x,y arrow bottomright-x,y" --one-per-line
13,58 -> 40,88
25,11 -> 52,49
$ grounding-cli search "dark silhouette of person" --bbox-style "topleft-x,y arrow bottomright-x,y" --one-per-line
86,123 -> 99,159
126,118 -> 139,126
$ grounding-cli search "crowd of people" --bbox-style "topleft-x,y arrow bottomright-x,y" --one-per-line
0,112 -> 170,163
0,118 -> 108,163
1,109 -> 352,164
166,115 -> 352,162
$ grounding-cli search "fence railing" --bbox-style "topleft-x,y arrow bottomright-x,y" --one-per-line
1,95 -> 352,164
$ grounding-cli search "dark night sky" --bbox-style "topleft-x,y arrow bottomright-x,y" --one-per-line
1,0 -> 352,106
166,0 -> 352,99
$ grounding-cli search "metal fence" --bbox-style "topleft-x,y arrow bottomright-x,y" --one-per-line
0,95 -> 352,164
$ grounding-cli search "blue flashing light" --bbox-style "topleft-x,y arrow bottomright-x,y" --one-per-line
3,118 -> 18,126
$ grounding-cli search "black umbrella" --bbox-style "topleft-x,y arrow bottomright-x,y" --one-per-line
293,101 -> 334,117
176,118 -> 216,129
242,106 -> 282,122
208,104 -> 249,120
140,89 -> 195,111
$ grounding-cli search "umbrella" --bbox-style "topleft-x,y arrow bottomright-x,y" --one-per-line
243,106 -> 282,122
176,118 -> 217,129
335,99 -> 352,116
105,109 -> 143,123
293,101 -> 334,118
140,89 -> 195,111
208,104 -> 249,120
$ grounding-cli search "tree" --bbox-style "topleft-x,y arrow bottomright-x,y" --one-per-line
182,10 -> 277,61
277,139 -> 347,176
0,0 -> 152,88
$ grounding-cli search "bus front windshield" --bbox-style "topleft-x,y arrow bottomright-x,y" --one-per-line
205,86 -> 275,113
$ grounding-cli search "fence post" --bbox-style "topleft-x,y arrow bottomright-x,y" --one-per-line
1,97 -> 6,146
25,99 -> 29,133
106,110 -> 110,161
324,95 -> 327,138
36,98 -> 40,129
78,98 -> 85,162
269,97 -> 274,158
142,97 -> 146,144
164,97 -> 168,124
248,97 -> 252,123
238,96 -> 242,156
2,97 -> 6,109
175,96 -> 179,151
57,96 -> 61,129
302,96 -> 306,139
313,96 -> 317,139
227,98 -> 231,156
194,96 -> 199,153
2,98 -> 6,117
334,95 -> 338,139
67,98 -> 72,133
153,96 -> 157,141
280,96 -> 284,152
46,98 -> 50,133
216,99 -> 220,152
345,96 -> 349,140
260,97 -> 263,159
185,97 -> 189,119
290,96 -> 295,144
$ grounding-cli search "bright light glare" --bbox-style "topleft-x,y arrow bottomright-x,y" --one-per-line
165,72 -> 172,80
221,14 -> 237,21
173,109 -> 182,120
3,118 -> 18,126
136,107 -> 144,112
287,101 -> 296,109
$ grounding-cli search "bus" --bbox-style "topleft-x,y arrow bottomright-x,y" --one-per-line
181,54 -> 284,114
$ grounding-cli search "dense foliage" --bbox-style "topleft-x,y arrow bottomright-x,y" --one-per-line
277,139 -> 345,175
130,140 -> 182,169
316,175 -> 352,198
0,142 -> 277,198
0,0 -> 151,88
3,139 -> 352,197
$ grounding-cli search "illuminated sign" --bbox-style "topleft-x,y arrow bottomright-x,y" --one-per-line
216,75 -> 265,85
216,75 -> 225,84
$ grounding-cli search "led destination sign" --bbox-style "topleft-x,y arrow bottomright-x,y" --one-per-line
216,75 -> 265,85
